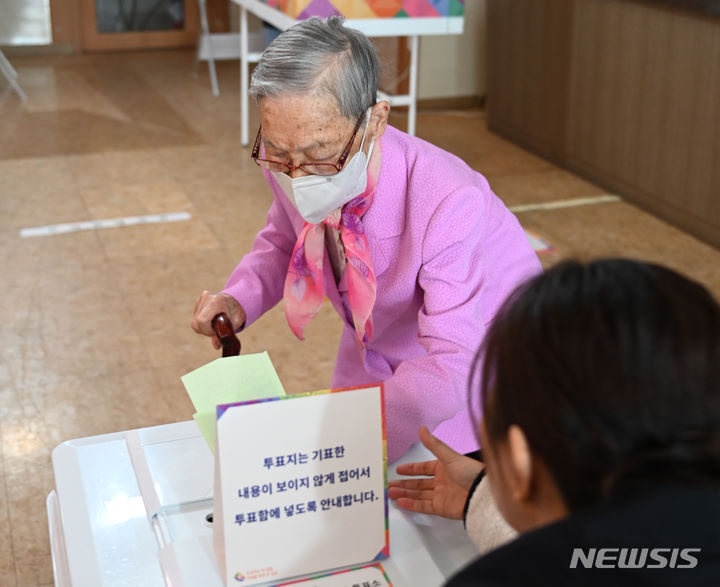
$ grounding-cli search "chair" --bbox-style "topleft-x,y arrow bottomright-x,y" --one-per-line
195,0 -> 265,96
0,50 -> 27,101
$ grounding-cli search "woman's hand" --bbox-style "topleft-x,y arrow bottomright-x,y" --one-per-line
388,426 -> 484,520
191,291 -> 246,350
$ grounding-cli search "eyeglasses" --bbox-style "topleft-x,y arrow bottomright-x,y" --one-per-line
251,112 -> 366,176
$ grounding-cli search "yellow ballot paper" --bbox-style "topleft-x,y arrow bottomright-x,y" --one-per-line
213,385 -> 389,587
181,352 -> 286,451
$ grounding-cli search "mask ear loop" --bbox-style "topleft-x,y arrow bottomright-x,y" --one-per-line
358,107 -> 373,153
354,107 -> 377,170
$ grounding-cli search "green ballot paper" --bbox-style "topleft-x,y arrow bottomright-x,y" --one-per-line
181,351 -> 286,451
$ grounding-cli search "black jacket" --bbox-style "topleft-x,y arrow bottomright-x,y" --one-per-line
447,484 -> 720,586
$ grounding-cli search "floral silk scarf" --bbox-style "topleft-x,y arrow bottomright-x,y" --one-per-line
283,138 -> 382,344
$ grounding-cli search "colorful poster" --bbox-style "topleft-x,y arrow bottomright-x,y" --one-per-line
263,0 -> 465,19
213,385 -> 389,586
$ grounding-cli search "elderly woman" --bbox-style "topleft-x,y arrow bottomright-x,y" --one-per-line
390,259 -> 720,584
191,16 -> 540,462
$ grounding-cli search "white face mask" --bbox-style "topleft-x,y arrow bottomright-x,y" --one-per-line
271,110 -> 374,224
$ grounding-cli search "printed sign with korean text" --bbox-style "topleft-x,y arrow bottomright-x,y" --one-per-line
213,385 -> 388,586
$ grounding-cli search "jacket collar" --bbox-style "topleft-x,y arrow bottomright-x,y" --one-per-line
362,129 -> 406,241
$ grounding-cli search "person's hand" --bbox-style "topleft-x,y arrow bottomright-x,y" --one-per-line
388,426 -> 484,520
191,291 -> 247,350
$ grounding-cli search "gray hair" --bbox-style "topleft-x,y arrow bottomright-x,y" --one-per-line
249,16 -> 379,121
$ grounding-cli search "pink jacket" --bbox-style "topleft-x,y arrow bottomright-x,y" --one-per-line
223,126 -> 541,462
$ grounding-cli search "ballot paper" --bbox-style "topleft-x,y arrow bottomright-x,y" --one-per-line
275,563 -> 392,586
213,385 -> 389,587
181,352 -> 286,451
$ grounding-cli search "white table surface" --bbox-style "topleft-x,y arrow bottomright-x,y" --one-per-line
48,420 -> 478,587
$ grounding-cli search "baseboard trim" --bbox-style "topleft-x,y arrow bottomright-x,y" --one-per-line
0,43 -> 76,56
390,95 -> 485,113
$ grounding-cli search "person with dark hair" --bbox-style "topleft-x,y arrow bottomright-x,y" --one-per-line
389,258 -> 720,585
191,16 -> 540,462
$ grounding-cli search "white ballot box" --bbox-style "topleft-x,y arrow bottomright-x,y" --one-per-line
47,419 -> 479,586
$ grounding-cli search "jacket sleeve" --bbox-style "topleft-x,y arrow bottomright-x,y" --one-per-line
464,474 -> 517,555
382,186 -> 541,461
221,195 -> 297,327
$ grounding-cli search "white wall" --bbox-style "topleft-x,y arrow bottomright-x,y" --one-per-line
0,0 -> 52,45
417,0 -> 486,100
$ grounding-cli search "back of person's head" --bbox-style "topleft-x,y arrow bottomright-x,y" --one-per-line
249,16 -> 379,121
477,258 -> 720,512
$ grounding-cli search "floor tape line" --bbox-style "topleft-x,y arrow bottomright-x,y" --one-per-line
20,211 -> 192,238
510,194 -> 621,214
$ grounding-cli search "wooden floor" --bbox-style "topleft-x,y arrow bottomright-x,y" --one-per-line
1,50 -> 719,587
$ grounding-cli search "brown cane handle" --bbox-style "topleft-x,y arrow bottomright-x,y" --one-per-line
211,312 -> 241,357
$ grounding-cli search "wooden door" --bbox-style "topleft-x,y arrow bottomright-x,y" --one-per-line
79,0 -> 198,51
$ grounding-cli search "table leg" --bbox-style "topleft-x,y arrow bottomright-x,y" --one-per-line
199,0 -> 219,96
0,50 -> 27,102
240,6 -> 250,146
407,35 -> 419,136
